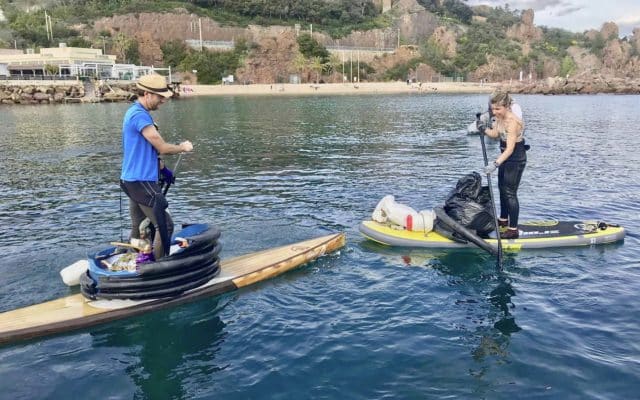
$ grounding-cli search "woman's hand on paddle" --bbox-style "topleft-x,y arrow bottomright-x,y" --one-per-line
484,161 -> 498,175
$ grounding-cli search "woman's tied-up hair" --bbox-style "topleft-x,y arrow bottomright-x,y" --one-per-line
490,91 -> 512,107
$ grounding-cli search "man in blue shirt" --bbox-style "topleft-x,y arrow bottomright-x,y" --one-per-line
120,74 -> 193,260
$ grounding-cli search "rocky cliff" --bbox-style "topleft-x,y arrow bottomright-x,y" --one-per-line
82,4 -> 639,92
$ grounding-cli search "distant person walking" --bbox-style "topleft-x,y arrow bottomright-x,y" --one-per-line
479,91 -> 527,239
120,74 -> 193,260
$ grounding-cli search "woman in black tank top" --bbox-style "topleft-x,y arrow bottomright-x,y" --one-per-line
482,92 -> 527,239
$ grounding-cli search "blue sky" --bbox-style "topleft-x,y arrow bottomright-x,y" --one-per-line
465,0 -> 640,37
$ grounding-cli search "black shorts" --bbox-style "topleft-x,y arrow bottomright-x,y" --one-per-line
120,180 -> 168,210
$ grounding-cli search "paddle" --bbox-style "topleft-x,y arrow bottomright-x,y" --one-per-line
60,154 -> 185,286
477,113 -> 503,268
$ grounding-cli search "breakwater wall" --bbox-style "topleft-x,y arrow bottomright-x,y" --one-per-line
500,76 -> 640,95
0,80 -> 139,105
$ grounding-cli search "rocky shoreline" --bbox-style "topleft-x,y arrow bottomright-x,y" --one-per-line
501,76 -> 640,95
1,76 -> 639,106
0,82 -> 87,105
0,80 -> 139,105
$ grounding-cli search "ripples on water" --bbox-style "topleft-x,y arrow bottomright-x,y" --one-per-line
1,94 -> 639,399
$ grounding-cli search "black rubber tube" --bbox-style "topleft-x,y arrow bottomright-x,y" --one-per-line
81,263 -> 220,300
95,259 -> 220,290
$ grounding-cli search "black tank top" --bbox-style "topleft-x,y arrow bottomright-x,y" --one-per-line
500,140 -> 527,163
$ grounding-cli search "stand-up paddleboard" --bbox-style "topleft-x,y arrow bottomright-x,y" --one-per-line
0,233 -> 345,346
359,219 -> 624,251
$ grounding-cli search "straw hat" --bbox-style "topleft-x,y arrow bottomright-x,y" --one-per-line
136,74 -> 173,98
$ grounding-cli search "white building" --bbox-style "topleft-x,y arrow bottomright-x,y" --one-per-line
0,44 -> 171,81
0,44 -> 116,77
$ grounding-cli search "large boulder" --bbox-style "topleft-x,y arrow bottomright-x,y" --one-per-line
136,31 -> 163,66
396,4 -> 439,44
430,26 -> 457,58
414,63 -> 438,82
236,29 -> 298,84
469,55 -> 518,82
567,46 -> 602,76
506,8 -> 543,56
369,45 -> 421,80
33,92 -> 51,102
601,22 -> 619,40
602,40 -> 631,71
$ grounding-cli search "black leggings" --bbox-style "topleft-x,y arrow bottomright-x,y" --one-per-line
497,161 -> 526,228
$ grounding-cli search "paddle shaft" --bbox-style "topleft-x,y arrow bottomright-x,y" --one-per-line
477,115 -> 503,267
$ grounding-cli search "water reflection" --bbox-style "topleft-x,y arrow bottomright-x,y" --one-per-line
489,275 -> 521,335
89,298 -> 228,399
363,241 -> 521,362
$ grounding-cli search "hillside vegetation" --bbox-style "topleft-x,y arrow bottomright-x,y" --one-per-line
0,0 -> 638,85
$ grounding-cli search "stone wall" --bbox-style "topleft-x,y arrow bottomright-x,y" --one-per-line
500,76 -> 640,94
0,80 -> 140,105
0,81 -> 85,105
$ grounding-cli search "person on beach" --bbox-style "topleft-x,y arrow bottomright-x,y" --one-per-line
120,73 -> 193,260
478,91 -> 527,239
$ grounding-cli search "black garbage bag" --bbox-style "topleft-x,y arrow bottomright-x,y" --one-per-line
443,172 -> 495,235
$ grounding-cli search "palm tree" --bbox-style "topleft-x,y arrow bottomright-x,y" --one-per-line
310,56 -> 324,84
292,53 -> 307,83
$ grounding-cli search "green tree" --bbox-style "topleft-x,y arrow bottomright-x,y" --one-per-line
454,21 -> 521,74
179,48 -> 242,84
8,11 -> 49,46
161,39 -> 189,67
296,33 -> 330,63
443,0 -> 473,23
112,33 -> 137,63
44,64 -> 59,76
585,33 -> 606,57
293,52 -> 308,82
559,55 -> 576,77
416,0 -> 473,23
484,6 -> 520,28
310,56 -> 324,83
67,37 -> 92,48
421,38 -> 455,75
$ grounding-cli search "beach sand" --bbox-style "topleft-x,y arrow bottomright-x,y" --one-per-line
183,81 -> 496,97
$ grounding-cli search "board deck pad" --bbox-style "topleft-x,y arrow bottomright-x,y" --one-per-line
0,233 -> 345,346
513,220 -> 608,238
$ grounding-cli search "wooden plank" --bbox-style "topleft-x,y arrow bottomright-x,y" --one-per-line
0,233 -> 345,346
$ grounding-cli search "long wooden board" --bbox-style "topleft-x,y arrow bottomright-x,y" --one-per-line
0,233 -> 345,346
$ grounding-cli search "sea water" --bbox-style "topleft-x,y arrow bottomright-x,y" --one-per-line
0,93 -> 639,399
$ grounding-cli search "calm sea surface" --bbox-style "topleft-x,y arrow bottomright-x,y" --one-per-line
0,93 -> 639,399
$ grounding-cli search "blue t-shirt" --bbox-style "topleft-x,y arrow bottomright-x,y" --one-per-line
120,101 -> 158,182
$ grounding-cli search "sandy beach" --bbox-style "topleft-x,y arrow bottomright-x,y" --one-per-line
183,81 -> 496,97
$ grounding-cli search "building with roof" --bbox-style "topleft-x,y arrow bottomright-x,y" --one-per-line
0,44 -> 116,77
0,44 -> 172,81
